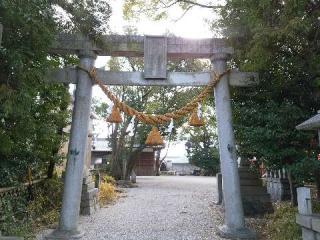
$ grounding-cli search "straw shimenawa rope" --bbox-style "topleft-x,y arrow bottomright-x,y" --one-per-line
78,66 -> 230,125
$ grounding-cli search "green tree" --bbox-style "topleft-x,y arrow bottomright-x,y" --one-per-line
92,55 -> 209,179
123,0 -> 223,20
0,0 -> 112,186
182,102 -> 220,175
214,0 -> 320,200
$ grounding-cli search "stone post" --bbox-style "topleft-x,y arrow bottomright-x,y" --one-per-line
216,172 -> 223,205
46,50 -> 96,239
296,187 -> 316,240
211,52 -> 256,239
131,170 -> 137,183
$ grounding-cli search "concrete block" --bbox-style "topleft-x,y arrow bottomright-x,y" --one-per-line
312,216 -> 320,233
302,228 -> 316,240
316,232 -> 320,240
297,187 -> 312,215
296,214 -> 313,228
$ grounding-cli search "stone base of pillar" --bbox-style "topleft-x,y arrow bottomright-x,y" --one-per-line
80,175 -> 99,215
217,225 -> 256,240
45,229 -> 84,240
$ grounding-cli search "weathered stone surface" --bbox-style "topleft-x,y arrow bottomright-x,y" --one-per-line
239,165 -> 273,216
81,188 -> 98,201
302,228 -> 316,240
296,214 -> 313,228
50,34 -> 229,58
266,177 -> 291,202
80,173 -> 99,216
240,186 -> 268,195
144,36 -> 167,79
45,229 -> 84,240
297,187 -> 312,215
46,68 -> 258,87
82,176 -> 93,184
81,182 -> 95,192
311,216 -> 320,232
239,179 -> 262,186
81,206 -> 97,215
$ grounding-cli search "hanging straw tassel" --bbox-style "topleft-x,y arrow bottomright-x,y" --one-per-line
145,127 -> 164,147
188,110 -> 205,127
106,105 -> 122,123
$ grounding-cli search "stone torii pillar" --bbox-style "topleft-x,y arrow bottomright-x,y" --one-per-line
47,50 -> 96,239
46,34 -> 258,239
211,51 -> 256,239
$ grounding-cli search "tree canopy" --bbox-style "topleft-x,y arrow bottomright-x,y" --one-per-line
0,0 -> 112,186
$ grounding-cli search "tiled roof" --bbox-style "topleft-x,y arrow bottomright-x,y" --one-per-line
296,113 -> 320,131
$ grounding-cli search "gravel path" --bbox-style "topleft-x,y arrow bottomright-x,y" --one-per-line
39,176 -> 224,240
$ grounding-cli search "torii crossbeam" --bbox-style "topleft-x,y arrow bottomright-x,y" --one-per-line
46,34 -> 257,240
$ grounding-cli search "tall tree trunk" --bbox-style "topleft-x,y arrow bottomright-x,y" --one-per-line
110,120 -> 130,180
287,169 -> 297,206
314,170 -> 320,200
110,123 -> 122,179
124,121 -> 140,179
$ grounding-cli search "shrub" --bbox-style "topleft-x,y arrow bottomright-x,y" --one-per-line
0,178 -> 63,238
103,175 -> 116,185
266,202 -> 302,240
98,176 -> 116,207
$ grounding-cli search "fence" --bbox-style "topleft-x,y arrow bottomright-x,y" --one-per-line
0,179 -> 46,237
265,169 -> 292,202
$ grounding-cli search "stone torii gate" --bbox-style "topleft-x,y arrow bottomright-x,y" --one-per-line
46,34 -> 257,239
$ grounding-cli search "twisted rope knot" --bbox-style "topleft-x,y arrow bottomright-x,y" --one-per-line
77,66 -> 230,125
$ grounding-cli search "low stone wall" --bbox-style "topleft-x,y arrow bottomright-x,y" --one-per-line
265,169 -> 291,202
216,168 -> 273,216
296,187 -> 320,240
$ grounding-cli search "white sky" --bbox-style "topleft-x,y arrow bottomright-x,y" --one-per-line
91,1 -> 218,163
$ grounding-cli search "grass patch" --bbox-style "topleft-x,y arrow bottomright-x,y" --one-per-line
264,202 -> 302,240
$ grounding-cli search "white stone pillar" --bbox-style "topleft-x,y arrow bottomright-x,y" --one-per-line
46,50 -> 96,239
211,52 -> 255,239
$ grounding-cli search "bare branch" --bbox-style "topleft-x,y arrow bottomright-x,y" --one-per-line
173,5 -> 194,22
159,0 -> 179,8
177,0 -> 223,9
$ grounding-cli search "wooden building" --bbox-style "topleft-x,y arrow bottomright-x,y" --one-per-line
134,148 -> 156,176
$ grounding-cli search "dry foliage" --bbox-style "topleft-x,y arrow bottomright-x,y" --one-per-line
98,176 -> 117,207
